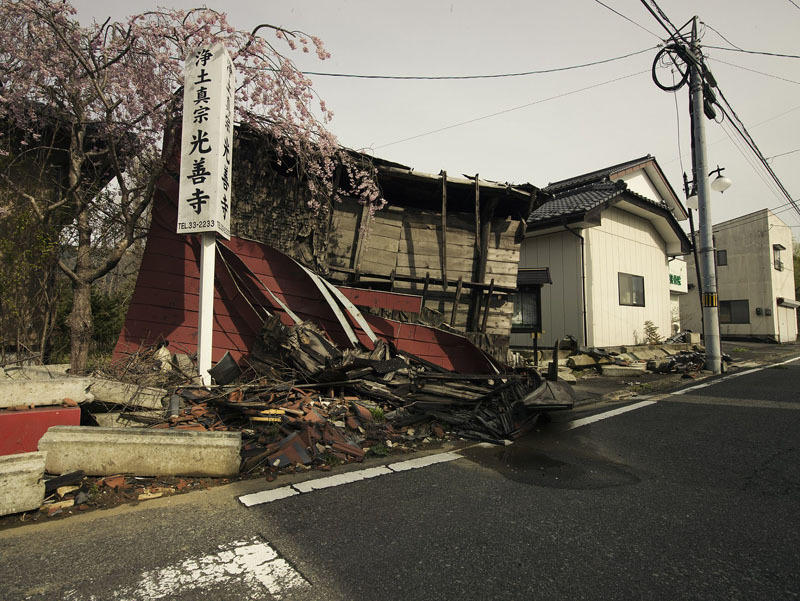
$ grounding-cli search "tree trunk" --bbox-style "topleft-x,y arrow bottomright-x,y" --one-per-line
69,279 -> 92,373
69,206 -> 93,374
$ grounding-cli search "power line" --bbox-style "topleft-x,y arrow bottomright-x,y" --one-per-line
638,0 -> 688,46
591,0 -> 663,40
301,46 -> 658,80
703,45 -> 800,59
374,70 -> 648,149
671,70 -> 685,174
700,21 -> 742,50
708,57 -> 800,86
715,85 -> 800,216
767,147 -> 800,160
788,0 -> 800,11
717,117 -> 788,204
664,103 -> 800,168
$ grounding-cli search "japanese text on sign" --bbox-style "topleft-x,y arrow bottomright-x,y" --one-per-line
177,43 -> 236,239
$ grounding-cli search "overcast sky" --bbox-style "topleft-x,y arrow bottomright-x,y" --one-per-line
74,0 -> 800,236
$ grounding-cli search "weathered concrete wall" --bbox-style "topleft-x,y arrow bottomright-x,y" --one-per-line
681,209 -> 797,342
39,427 -> 241,477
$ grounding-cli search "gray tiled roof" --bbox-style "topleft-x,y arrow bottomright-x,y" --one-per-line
528,181 -> 625,224
544,155 -> 652,194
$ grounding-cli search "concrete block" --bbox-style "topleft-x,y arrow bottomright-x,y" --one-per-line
38,426 -> 241,477
601,363 -> 648,377
87,378 -> 166,410
566,354 -> 597,368
629,348 -> 668,361
557,368 -> 577,384
685,332 -> 701,344
2,364 -> 71,380
0,377 -> 92,409
0,452 -> 46,516
90,411 -> 163,429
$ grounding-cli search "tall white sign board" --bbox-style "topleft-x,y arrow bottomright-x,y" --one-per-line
177,44 -> 236,384
177,43 -> 235,239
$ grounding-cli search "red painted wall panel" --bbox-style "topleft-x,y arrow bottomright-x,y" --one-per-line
114,192 -> 495,374
0,407 -> 81,456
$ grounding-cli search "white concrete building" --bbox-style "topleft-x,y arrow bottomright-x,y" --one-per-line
679,208 -> 798,343
511,156 -> 690,349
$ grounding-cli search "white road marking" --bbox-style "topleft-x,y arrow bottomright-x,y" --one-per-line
292,466 -> 392,493
63,538 -> 309,600
563,400 -> 658,430
239,486 -> 299,507
672,354 -> 800,395
239,451 -> 460,507
388,452 -> 461,471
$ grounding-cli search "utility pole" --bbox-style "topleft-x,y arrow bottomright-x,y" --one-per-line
689,17 -> 722,373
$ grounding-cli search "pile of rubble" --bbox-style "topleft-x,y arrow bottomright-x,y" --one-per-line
1,319 -> 576,521
144,318 -> 575,475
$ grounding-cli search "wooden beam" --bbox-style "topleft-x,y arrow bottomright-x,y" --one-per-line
481,278 -> 495,333
328,266 -> 517,293
440,170 -> 448,292
449,276 -> 463,326
474,173 -> 480,250
468,195 -> 498,330
389,269 -> 396,291
352,202 -> 371,276
420,272 -> 430,308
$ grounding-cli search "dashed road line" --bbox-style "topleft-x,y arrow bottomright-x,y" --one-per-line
239,451 -> 461,507
562,400 -> 658,430
660,395 -> 800,410
672,354 -> 800,395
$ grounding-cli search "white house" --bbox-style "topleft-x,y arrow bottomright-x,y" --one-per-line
679,208 -> 798,343
511,155 -> 691,349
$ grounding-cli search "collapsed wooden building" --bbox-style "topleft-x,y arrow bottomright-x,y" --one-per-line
114,126 -> 540,370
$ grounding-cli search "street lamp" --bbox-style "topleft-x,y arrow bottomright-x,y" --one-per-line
685,167 -> 733,210
710,166 -> 732,193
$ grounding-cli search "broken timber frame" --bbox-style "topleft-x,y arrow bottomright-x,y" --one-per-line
468,174 -> 500,331
441,170 -> 448,293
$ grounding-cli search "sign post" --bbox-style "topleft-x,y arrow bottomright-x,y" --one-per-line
177,43 -> 236,384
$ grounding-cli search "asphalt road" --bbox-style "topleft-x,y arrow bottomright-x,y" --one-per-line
2,358 -> 799,600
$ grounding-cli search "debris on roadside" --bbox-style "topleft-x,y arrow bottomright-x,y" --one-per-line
516,340 -> 732,381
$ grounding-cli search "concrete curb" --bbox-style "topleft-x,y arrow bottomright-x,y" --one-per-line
0,378 -> 92,409
38,427 -> 241,477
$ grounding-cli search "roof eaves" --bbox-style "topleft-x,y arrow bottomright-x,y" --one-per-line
544,155 -> 653,193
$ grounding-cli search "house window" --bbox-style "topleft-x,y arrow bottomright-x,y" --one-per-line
511,286 -> 541,332
716,249 -> 727,266
773,244 -> 785,271
719,299 -> 750,324
618,273 -> 645,307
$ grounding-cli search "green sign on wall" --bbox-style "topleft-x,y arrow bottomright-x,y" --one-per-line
669,274 -> 682,286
